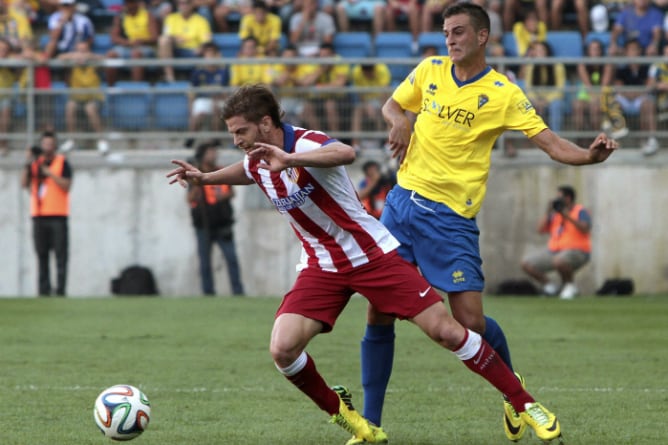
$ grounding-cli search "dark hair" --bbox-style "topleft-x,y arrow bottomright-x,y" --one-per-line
252,0 -> 267,9
529,41 -> 556,86
41,130 -> 57,142
222,84 -> 283,127
201,42 -> 220,54
442,2 -> 490,32
362,160 -> 380,173
558,185 -> 576,201
195,141 -> 217,162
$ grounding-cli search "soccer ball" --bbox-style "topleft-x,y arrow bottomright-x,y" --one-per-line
93,384 -> 151,441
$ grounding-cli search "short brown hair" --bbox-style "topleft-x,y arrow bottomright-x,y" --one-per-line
222,84 -> 283,127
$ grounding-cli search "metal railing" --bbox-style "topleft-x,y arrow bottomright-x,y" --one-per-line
1,55 -> 666,151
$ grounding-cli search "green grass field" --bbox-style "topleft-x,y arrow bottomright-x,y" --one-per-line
2,295 -> 667,445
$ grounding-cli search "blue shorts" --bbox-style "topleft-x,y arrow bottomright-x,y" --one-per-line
380,185 -> 484,293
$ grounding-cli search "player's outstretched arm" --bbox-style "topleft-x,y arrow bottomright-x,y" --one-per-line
167,159 -> 252,188
531,129 -> 618,165
249,141 -> 356,172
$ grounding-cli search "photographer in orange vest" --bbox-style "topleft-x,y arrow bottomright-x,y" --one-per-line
357,160 -> 396,220
187,141 -> 245,296
20,131 -> 73,296
521,185 -> 592,300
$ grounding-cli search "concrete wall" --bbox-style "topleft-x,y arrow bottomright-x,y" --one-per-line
1,149 -> 667,297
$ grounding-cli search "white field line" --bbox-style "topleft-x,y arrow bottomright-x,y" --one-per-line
11,385 -> 668,394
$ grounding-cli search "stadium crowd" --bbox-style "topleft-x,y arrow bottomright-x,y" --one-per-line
1,0 -> 668,155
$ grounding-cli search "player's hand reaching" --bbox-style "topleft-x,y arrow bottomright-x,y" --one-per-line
167,159 -> 204,188
248,142 -> 290,172
386,115 -> 412,163
588,132 -> 618,163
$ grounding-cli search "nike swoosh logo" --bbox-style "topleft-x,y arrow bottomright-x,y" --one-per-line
473,345 -> 485,365
546,418 -> 559,432
418,286 -> 431,297
504,414 -> 522,435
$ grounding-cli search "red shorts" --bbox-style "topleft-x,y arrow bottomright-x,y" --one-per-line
276,250 -> 443,332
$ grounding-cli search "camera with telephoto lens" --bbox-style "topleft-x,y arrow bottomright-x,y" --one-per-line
30,145 -> 43,160
552,198 -> 565,212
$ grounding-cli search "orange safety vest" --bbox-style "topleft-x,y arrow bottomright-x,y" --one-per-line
547,204 -> 591,253
361,183 -> 392,220
30,154 -> 69,217
190,184 -> 231,208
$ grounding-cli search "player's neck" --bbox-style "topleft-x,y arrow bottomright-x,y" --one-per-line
265,126 -> 285,150
453,58 -> 487,82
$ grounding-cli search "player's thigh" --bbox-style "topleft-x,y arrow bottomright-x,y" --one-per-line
411,199 -> 484,293
277,268 -> 352,334
380,186 -> 415,264
352,251 -> 443,320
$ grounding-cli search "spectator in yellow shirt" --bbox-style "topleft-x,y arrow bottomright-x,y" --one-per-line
0,38 -> 15,155
269,44 -> 315,125
300,42 -> 349,134
229,36 -> 269,87
238,0 -> 281,56
106,0 -> 159,85
521,41 -> 566,132
57,41 -> 109,154
0,0 -> 32,52
158,0 -> 212,82
512,7 -> 546,57
350,62 -> 391,150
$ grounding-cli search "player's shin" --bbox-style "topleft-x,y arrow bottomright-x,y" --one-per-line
275,351 -> 340,414
453,329 -> 534,412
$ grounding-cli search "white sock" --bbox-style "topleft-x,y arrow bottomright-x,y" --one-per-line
275,351 -> 308,376
453,329 -> 482,361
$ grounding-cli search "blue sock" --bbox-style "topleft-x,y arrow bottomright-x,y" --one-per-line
360,324 -> 395,426
482,315 -> 514,371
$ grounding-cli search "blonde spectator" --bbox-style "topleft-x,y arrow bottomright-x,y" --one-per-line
158,0 -> 212,82
238,0 -> 281,56
350,62 -> 391,150
57,41 -> 109,154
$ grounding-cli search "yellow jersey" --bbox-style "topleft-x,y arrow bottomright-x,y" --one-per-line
229,58 -> 269,86
69,65 -> 103,102
351,63 -> 391,101
163,12 -> 211,50
393,56 -> 547,218
121,7 -> 153,42
238,13 -> 281,53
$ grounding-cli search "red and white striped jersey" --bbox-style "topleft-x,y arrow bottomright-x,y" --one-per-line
244,124 -> 399,272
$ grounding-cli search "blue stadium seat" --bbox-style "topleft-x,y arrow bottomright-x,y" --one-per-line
584,31 -> 611,53
93,33 -> 113,55
333,32 -> 373,58
417,32 -> 447,56
212,33 -> 242,58
153,82 -> 190,130
546,31 -> 583,58
374,32 -> 414,84
502,32 -> 518,57
108,81 -> 151,130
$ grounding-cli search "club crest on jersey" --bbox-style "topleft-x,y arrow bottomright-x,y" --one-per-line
516,99 -> 534,114
426,83 -> 438,95
494,80 -> 505,87
285,167 -> 300,183
478,94 -> 489,109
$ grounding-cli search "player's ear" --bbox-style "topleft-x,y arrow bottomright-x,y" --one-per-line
478,29 -> 489,47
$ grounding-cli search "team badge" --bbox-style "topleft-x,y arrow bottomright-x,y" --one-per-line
286,167 -> 300,184
478,94 -> 489,109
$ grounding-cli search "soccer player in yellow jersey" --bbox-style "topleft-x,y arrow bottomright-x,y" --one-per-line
352,3 -> 618,445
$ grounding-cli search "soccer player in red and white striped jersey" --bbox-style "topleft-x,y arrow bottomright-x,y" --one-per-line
167,84 -> 561,444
